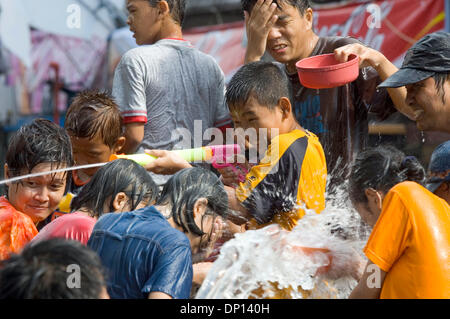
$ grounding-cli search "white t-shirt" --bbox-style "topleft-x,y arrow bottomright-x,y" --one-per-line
112,38 -> 232,152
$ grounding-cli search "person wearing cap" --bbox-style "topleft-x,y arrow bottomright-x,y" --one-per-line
379,31 -> 450,133
426,140 -> 450,205
242,0 -> 416,193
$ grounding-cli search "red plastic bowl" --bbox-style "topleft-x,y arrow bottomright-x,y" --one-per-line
295,53 -> 359,89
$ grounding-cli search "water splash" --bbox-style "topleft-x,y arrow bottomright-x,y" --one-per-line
196,183 -> 369,299
0,162 -> 108,185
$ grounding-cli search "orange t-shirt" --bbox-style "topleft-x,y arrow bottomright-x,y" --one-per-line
0,196 -> 38,260
364,181 -> 450,299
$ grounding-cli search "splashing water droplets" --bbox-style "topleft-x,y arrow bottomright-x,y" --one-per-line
0,162 -> 108,185
196,181 -> 369,299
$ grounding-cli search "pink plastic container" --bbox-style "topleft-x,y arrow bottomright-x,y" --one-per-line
295,53 -> 359,89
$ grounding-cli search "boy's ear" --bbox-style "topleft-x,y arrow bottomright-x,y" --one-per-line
157,0 -> 170,18
278,97 -> 292,119
114,136 -> 126,154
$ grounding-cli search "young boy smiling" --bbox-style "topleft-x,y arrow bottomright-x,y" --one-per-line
223,61 -> 327,230
0,119 -> 73,259
34,90 -> 126,230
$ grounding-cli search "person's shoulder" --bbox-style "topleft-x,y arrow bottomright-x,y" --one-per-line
391,181 -> 445,205
320,35 -> 363,49
138,207 -> 189,244
58,212 -> 96,227
276,129 -> 308,147
119,45 -> 159,67
391,181 -> 425,195
183,45 -> 222,72
0,197 -> 32,224
385,181 -> 431,210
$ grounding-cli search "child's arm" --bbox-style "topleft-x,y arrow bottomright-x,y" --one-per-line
122,123 -> 145,154
349,261 -> 386,299
143,149 -> 193,175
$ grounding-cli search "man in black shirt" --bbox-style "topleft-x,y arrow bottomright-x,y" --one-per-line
242,0 -> 415,193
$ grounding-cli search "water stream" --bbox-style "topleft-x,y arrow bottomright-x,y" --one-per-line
196,183 -> 370,299
0,162 -> 108,185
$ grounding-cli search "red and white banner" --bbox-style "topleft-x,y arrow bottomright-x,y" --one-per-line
314,0 -> 445,65
184,0 -> 445,79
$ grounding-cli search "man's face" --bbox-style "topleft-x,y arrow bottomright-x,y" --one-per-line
405,77 -> 450,131
7,163 -> 67,223
71,133 -> 117,184
265,3 -> 313,68
230,96 -> 283,152
126,0 -> 161,45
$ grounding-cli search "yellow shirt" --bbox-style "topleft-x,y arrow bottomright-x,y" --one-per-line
236,129 -> 327,231
364,181 -> 450,299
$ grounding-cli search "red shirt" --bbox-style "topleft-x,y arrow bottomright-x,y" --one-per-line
32,212 -> 96,245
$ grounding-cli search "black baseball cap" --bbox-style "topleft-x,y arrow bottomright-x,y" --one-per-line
379,31 -> 450,88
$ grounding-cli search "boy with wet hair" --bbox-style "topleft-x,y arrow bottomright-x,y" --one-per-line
0,238 -> 109,299
224,61 -> 327,230
144,61 -> 327,231
64,89 -> 126,190
0,119 -> 73,259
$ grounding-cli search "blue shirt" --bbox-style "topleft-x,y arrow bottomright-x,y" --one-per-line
87,206 -> 193,299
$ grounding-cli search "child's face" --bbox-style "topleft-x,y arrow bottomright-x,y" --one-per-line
230,95 -> 283,150
71,133 -> 120,183
6,163 -> 67,224
126,0 -> 161,45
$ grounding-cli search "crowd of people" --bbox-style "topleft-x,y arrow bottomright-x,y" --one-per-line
0,0 -> 449,299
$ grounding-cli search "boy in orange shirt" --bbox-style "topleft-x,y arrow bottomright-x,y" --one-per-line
349,145 -> 450,299
1,119 -> 73,260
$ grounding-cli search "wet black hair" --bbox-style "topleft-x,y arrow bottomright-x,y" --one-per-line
226,61 -> 291,110
0,238 -> 106,299
241,0 -> 311,16
5,118 -> 73,188
70,159 -> 158,218
156,167 -> 228,239
148,0 -> 186,25
65,89 -> 124,149
349,145 -> 426,204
